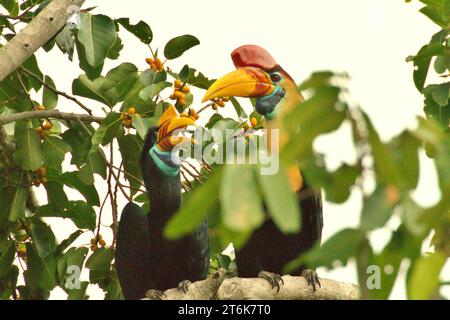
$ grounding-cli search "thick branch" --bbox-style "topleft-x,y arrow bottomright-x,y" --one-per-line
0,0 -> 85,81
0,110 -> 104,126
144,270 -> 360,300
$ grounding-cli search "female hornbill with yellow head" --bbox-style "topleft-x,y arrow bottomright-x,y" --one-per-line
203,45 -> 323,291
115,106 -> 210,299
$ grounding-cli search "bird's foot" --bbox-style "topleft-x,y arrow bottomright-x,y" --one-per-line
301,269 -> 321,291
258,271 -> 284,293
145,289 -> 167,300
177,280 -> 192,294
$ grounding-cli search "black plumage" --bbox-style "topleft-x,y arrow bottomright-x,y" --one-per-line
115,127 -> 210,300
235,181 -> 323,278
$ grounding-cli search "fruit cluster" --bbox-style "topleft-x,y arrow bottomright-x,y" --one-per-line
32,166 -> 48,186
180,108 -> 200,121
146,57 -> 164,72
210,97 -> 229,111
170,80 -> 190,108
121,107 -> 139,129
34,120 -> 53,139
243,117 -> 258,131
90,233 -> 106,252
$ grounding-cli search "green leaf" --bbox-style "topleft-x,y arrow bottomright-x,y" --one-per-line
44,181 -> 69,214
430,82 -> 449,107
30,219 -> 56,258
0,0 -> 19,15
285,228 -> 362,272
0,241 -> 16,278
25,243 -> 57,291
60,172 -> 100,206
116,18 -> 153,44
14,121 -> 43,171
390,131 -> 420,190
42,136 -> 72,172
77,13 -> 117,68
88,112 -> 123,156
139,81 -> 171,101
368,225 -> 422,300
324,164 -> 359,204
257,164 -> 301,234
164,35 -> 200,60
72,75 -> 115,107
408,252 -> 447,300
230,97 -> 247,118
8,187 -> 28,222
131,115 -> 156,140
68,281 -> 89,300
101,63 -> 140,103
402,196 -> 428,238
55,230 -> 84,256
77,150 -> 107,185
86,247 -> 114,271
221,165 -> 264,232
165,167 -> 222,239
117,134 -> 143,196
55,26 -> 75,60
107,35 -> 123,60
360,186 -> 396,232
42,76 -> 58,109
365,114 -> 402,186
65,201 -> 97,231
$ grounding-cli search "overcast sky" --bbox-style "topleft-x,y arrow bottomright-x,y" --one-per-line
29,0 -> 448,299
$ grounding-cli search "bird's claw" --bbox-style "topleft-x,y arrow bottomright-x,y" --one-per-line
302,269 -> 321,291
145,289 -> 167,300
258,271 -> 284,293
177,280 -> 192,294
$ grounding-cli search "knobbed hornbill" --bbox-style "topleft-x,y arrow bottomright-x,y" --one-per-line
203,45 -> 323,291
115,106 -> 210,300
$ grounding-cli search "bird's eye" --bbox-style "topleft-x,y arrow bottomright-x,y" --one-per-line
270,73 -> 281,82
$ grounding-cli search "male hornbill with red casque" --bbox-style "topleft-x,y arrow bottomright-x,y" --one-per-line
115,106 -> 210,299
203,45 -> 323,291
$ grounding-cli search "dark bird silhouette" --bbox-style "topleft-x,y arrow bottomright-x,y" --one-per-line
115,106 -> 210,299
203,45 -> 323,291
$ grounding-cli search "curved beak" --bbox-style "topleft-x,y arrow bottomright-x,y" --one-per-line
202,67 -> 275,103
157,105 -> 196,151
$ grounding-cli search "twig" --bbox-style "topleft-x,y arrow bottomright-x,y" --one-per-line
20,67 -> 93,114
0,110 -> 104,126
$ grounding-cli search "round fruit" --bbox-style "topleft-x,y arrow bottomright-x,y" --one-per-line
145,58 -> 154,65
128,107 -> 136,115
90,244 -> 98,252
43,121 -> 53,130
37,167 -> 46,177
243,123 -> 250,131
218,100 -> 225,108
99,239 -> 106,247
174,80 -> 182,88
182,86 -> 190,94
37,105 -> 46,111
179,99 -> 186,107
250,117 -> 258,127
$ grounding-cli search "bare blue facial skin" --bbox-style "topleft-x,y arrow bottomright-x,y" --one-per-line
149,145 -> 180,177
255,86 -> 286,120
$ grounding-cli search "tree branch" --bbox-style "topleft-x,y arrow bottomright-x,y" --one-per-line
144,270 -> 360,300
0,110 -> 104,126
0,0 -> 86,81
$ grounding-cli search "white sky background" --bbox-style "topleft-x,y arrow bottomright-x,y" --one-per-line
24,0 -> 449,299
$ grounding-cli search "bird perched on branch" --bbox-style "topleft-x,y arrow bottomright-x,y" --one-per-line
115,106 -> 210,300
203,45 -> 323,291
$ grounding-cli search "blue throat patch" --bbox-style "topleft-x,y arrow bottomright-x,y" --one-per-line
255,86 -> 285,120
149,146 -> 180,177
